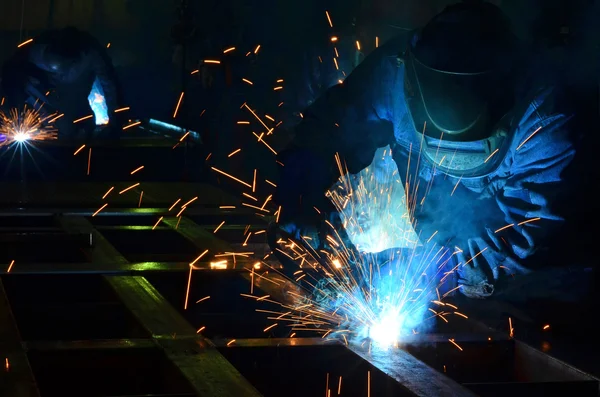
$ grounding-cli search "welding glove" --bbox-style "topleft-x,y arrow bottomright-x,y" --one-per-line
414,177 -> 503,249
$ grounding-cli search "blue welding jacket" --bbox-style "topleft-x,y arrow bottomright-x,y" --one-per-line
284,33 -> 588,299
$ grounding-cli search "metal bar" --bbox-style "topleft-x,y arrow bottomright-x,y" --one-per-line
350,345 -> 478,397
107,276 -> 262,397
163,216 -> 234,253
58,216 -> 262,396
0,280 -> 40,397
0,208 -> 257,217
2,262 -> 271,274
212,337 -> 340,348
23,339 -> 156,351
0,232 -> 92,246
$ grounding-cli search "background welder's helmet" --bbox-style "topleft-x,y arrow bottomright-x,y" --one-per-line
40,27 -> 84,79
403,1 -> 519,177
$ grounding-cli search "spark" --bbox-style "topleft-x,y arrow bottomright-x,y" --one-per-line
449,338 -> 463,351
190,250 -> 209,267
87,148 -> 92,175
169,198 -> 181,211
242,78 -> 253,85
122,121 -> 141,130
211,167 -> 252,188
115,107 -> 130,113
184,264 -> 193,310
102,187 -> 114,199
254,45 -> 261,54
516,126 -> 542,151
130,165 -> 144,175
182,196 -> 198,208
0,107 -> 57,145
17,38 -> 33,47
250,146 -> 469,350
152,217 -> 163,230
73,115 -> 93,123
203,60 -> 221,64
213,221 -> 225,233
224,47 -> 235,53
73,144 -> 86,155
227,339 -> 236,346
325,10 -> 333,27
7,260 -> 14,273
119,183 -> 140,194
92,203 -> 108,217
228,148 -> 241,157
173,92 -> 184,118
196,296 -> 210,304
543,324 -> 550,330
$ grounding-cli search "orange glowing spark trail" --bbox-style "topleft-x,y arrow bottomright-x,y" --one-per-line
213,221 -> 225,233
224,47 -> 235,53
182,196 -> 198,208
196,296 -> 210,304
87,148 -> 92,175
7,260 -> 14,273
210,167 -> 252,188
115,107 -> 130,113
169,198 -> 181,211
173,92 -> 184,118
152,217 -> 163,230
325,11 -> 333,27
130,165 -> 144,175
102,186 -> 114,199
190,250 -> 209,267
184,264 -> 193,310
123,121 -> 141,130
516,126 -> 542,151
73,144 -> 86,156
119,183 -> 140,194
17,38 -> 33,47
73,115 -> 93,124
92,203 -> 108,217
242,78 -> 253,85
228,148 -> 241,157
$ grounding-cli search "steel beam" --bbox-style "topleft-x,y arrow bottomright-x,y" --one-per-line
107,275 -> 262,397
58,216 -> 262,396
0,280 -> 39,397
351,344 -> 478,397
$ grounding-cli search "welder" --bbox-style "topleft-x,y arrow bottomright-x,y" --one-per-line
273,1 -> 598,299
1,27 -> 123,139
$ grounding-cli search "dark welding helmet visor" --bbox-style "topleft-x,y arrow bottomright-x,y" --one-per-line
402,3 -> 517,176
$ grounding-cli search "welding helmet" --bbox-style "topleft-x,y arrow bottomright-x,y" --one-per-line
40,28 -> 83,78
402,2 -> 518,177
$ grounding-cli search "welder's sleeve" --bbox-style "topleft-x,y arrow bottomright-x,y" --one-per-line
276,47 -> 398,216
457,95 -> 576,298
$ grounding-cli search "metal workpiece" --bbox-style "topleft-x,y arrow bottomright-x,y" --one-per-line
352,344 -> 479,397
107,275 -> 262,397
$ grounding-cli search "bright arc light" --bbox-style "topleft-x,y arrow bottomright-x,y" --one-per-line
13,132 -> 30,142
367,310 -> 403,349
